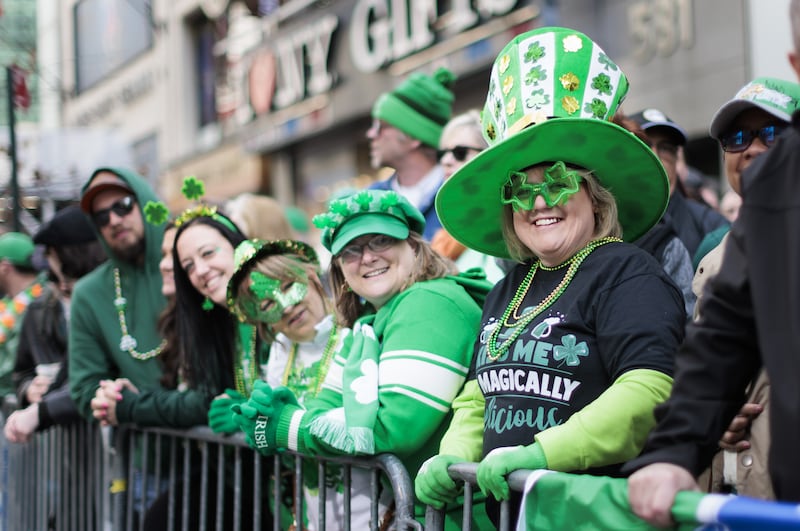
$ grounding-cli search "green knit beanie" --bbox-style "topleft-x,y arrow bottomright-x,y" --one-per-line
372,67 -> 456,148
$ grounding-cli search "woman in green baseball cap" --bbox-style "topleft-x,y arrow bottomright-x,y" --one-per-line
231,189 -> 492,527
419,26 -> 687,524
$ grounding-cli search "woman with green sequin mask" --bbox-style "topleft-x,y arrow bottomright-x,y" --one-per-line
228,239 -> 379,531
418,26 -> 688,526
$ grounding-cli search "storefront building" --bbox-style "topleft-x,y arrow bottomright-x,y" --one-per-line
55,0 -> 792,214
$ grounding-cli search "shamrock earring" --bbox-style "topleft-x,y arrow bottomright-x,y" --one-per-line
202,296 -> 214,311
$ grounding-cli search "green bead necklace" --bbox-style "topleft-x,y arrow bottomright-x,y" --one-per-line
485,237 -> 621,362
234,326 -> 259,396
282,323 -> 339,398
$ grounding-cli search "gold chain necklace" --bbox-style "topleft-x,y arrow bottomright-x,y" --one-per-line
486,237 -> 621,362
282,322 -> 339,397
113,268 -> 166,360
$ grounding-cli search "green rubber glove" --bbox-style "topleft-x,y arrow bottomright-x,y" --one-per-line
415,455 -> 466,509
231,381 -> 299,455
476,443 -> 548,501
208,389 -> 245,434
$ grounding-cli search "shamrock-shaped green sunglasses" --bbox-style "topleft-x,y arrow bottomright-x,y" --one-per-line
501,161 -> 583,211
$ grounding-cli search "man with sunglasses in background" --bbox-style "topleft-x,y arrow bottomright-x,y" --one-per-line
627,0 -> 800,522
630,108 -> 728,259
69,168 -> 167,436
366,67 -> 455,241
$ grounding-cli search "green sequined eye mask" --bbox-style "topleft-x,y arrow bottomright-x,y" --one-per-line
500,161 -> 583,211
240,271 -> 309,324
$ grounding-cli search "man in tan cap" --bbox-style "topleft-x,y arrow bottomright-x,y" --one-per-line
69,168 -> 167,428
0,232 -> 47,398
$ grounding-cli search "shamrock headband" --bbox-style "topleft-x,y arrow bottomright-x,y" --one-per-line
142,176 -> 238,233
227,238 -> 319,322
312,190 -> 426,255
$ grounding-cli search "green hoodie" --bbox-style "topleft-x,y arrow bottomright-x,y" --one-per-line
68,168 -> 167,420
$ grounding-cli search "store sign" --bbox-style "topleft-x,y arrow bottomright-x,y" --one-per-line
349,0 -> 517,72
74,70 -> 156,126
248,14 -> 338,113
627,0 -> 693,63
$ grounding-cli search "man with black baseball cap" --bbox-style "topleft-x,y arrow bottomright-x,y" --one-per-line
5,206 -> 107,443
630,108 -> 728,257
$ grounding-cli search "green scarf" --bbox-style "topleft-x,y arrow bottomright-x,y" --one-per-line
309,316 -> 381,454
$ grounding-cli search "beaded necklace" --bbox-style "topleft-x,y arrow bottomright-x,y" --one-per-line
113,268 -> 166,360
281,322 -> 339,398
234,326 -> 259,397
485,237 -> 621,362
0,276 -> 45,344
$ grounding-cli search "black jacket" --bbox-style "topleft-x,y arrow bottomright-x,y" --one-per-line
667,190 -> 729,257
623,111 -> 800,501
12,289 -> 81,430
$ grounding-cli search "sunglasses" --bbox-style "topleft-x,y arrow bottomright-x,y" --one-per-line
337,234 -> 399,264
92,195 -> 135,227
720,124 -> 787,153
501,163 -> 583,211
437,145 -> 483,162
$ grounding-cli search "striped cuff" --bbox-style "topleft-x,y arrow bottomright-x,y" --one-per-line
276,404 -> 307,452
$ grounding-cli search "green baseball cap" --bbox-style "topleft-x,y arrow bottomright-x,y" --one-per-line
313,190 -> 425,255
0,232 -> 35,267
435,26 -> 668,258
709,77 -> 800,139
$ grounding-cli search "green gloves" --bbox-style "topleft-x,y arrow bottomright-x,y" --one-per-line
231,381 -> 299,455
476,443 -> 548,501
208,389 -> 245,434
415,455 -> 466,509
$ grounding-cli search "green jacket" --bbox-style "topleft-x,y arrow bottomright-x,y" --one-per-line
276,277 -> 484,478
68,168 -> 166,420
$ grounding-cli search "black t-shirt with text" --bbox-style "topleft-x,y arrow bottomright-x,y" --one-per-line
469,242 -> 685,474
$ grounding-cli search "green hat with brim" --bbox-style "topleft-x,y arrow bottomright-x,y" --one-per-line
0,232 -> 35,268
435,26 -> 669,259
313,190 -> 425,255
709,77 -> 800,140
227,238 -> 318,318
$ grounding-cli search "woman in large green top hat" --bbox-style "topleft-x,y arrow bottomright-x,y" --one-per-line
416,26 -> 687,524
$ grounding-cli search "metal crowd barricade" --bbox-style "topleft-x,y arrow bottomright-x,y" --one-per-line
423,462 -> 528,531
0,407 -> 421,531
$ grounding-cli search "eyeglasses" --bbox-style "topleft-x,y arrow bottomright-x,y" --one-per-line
654,141 -> 679,158
719,125 -> 787,153
337,234 -> 399,264
501,163 -> 583,211
369,120 -> 395,136
92,196 -> 135,227
437,145 -> 483,162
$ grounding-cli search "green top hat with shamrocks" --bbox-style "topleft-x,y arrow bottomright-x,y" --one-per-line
435,26 -> 669,259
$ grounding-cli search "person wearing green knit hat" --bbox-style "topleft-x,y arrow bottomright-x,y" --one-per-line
367,67 -> 456,241
231,189 -> 493,528
417,26 -> 686,526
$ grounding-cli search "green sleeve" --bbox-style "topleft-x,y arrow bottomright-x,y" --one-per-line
68,293 -> 115,420
115,387 -> 212,428
368,286 -> 480,460
535,369 -> 673,471
438,379 -> 485,462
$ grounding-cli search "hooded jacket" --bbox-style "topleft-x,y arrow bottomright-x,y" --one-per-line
68,168 -> 167,420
